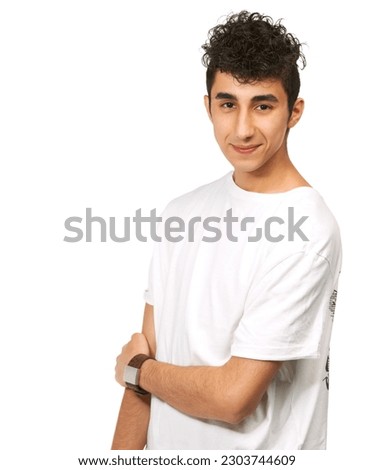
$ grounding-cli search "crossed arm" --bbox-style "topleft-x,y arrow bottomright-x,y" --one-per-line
111,303 -> 281,449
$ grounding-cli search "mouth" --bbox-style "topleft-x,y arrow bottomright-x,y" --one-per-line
231,144 -> 261,155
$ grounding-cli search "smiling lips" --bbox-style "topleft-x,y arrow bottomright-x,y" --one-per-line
231,144 -> 261,154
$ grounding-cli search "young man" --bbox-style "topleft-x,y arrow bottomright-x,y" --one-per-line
112,11 -> 342,450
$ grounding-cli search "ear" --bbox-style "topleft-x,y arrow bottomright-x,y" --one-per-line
204,95 -> 212,122
288,98 -> 304,129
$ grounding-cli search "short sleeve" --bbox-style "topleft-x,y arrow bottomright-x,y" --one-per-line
231,251 -> 333,361
143,254 -> 154,305
143,288 -> 154,305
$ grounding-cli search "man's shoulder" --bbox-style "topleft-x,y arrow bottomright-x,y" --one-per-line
287,187 -> 340,240
268,187 -> 342,267
161,172 -> 230,215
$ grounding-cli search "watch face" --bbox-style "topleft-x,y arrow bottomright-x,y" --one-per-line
124,365 -> 140,385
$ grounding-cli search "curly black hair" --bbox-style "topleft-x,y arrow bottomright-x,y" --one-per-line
201,11 -> 306,112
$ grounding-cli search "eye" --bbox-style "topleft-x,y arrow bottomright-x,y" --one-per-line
221,102 -> 235,109
256,104 -> 272,111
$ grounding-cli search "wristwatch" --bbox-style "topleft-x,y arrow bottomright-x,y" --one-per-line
124,354 -> 154,395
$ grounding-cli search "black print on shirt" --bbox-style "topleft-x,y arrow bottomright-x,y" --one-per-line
329,289 -> 338,319
323,289 -> 338,388
323,354 -> 329,390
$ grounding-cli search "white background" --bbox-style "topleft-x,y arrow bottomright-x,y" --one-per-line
0,1 -> 372,468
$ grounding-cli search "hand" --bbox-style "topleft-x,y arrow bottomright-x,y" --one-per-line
115,333 -> 151,386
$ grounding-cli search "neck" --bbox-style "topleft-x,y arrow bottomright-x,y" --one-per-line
233,153 -> 310,193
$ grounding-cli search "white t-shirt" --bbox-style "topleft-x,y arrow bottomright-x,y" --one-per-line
143,172 -> 342,450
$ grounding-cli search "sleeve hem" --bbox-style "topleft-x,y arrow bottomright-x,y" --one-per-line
143,289 -> 154,305
231,345 -> 320,361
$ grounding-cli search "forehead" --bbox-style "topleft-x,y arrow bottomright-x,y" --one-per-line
211,71 -> 287,101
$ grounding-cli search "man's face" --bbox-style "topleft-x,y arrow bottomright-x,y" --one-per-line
204,72 -> 303,176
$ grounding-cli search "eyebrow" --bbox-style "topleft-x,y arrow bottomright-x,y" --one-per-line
214,92 -> 279,103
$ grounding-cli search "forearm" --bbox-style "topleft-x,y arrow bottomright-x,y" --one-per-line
111,389 -> 151,450
140,360 -> 238,424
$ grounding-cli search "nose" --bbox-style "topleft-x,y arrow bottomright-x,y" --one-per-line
235,109 -> 255,141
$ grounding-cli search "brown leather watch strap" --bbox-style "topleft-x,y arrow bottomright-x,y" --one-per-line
125,354 -> 154,395
128,354 -> 153,369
